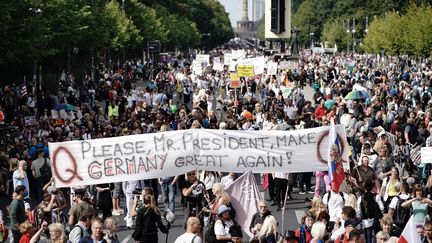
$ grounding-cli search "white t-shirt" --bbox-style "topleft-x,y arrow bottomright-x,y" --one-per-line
323,191 -> 347,222
389,194 -> 410,210
214,219 -> 234,239
174,233 -> 202,243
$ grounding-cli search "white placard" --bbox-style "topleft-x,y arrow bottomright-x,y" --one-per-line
267,62 -> 278,75
421,147 -> 432,163
49,125 -> 349,187
195,54 -> 210,64
213,62 -> 224,72
224,53 -> 233,65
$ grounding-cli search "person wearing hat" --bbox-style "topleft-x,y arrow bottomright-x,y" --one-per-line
214,205 -> 236,242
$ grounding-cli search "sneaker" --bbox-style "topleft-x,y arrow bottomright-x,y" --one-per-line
112,210 -> 120,216
299,190 -> 306,195
308,190 -> 315,194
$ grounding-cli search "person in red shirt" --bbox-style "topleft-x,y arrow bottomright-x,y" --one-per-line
18,221 -> 34,243
295,213 -> 315,243
314,100 -> 327,123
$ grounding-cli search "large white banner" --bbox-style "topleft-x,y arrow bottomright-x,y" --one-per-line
48,126 -> 349,187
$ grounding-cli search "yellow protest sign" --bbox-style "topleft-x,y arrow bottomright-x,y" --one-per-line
236,65 -> 254,77
230,72 -> 241,88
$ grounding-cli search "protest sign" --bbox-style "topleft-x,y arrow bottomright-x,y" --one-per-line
421,147 -> 432,163
195,54 -> 210,64
224,53 -> 233,66
213,62 -> 224,72
237,65 -> 254,77
230,72 -> 241,88
267,62 -> 278,75
49,125 -> 349,188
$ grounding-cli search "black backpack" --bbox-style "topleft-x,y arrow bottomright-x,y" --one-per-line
39,158 -> 52,184
393,196 -> 412,229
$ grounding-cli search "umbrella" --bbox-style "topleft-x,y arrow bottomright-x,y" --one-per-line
55,104 -> 76,111
345,90 -> 369,100
324,100 -> 336,109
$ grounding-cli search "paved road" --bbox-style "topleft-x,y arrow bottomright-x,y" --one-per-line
111,84 -> 318,242
113,180 -> 315,243
0,85 -> 318,243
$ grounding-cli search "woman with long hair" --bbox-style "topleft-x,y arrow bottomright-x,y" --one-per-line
203,183 -> 231,217
30,222 -> 68,243
308,196 -> 326,219
214,205 -> 236,243
19,221 -> 34,243
257,215 -> 278,243
132,193 -> 169,242
310,222 -> 326,243
380,166 -> 401,212
402,184 -> 432,225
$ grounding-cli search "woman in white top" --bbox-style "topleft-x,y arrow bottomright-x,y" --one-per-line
214,205 -> 235,242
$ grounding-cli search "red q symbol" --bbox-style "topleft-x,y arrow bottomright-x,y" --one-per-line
52,146 -> 83,184
316,131 -> 346,165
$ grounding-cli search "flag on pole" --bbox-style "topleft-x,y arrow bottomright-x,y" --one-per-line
226,171 -> 263,238
328,119 -> 345,192
398,215 -> 422,243
20,85 -> 27,98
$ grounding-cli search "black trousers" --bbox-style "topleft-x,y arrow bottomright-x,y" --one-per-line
274,178 -> 288,207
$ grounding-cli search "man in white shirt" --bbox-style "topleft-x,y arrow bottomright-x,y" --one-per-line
323,187 -> 348,231
284,99 -> 298,121
174,217 -> 202,243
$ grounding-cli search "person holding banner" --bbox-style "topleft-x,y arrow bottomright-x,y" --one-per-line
181,171 -> 208,226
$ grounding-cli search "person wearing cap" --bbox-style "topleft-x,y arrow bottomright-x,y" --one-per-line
174,217 -> 202,243
214,205 -> 236,242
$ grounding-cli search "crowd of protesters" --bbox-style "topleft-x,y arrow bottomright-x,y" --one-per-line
0,47 -> 432,243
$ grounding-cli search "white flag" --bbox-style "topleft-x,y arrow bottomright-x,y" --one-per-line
226,171 -> 263,238
398,215 -> 422,243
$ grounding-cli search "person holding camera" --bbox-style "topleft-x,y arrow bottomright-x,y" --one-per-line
181,171 -> 208,226
132,194 -> 169,243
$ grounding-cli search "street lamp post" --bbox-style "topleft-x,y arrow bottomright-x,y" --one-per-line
309,32 -> 314,49
346,20 -> 350,53
351,18 -> 356,54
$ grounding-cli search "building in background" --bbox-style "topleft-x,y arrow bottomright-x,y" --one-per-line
253,0 -> 264,22
235,0 -> 255,39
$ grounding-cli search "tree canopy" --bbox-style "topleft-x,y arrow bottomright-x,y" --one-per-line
0,0 -> 233,84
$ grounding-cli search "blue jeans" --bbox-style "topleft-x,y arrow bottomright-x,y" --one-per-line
364,226 -> 374,243
162,183 -> 176,213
